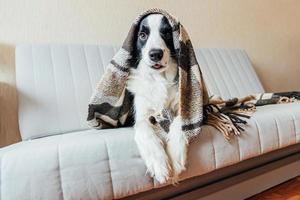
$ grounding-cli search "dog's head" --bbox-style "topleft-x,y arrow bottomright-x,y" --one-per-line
132,14 -> 176,72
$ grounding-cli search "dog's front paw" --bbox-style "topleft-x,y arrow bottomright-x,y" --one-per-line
167,142 -> 187,183
167,116 -> 188,183
144,153 -> 171,184
153,157 -> 172,184
171,155 -> 186,183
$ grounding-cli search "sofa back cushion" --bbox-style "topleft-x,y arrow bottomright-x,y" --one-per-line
195,48 -> 264,99
16,44 -> 264,140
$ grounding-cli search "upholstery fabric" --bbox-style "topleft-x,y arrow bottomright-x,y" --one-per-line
1,103 -> 299,200
15,45 -> 264,140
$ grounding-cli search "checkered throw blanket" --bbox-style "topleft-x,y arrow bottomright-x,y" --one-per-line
87,8 -> 299,141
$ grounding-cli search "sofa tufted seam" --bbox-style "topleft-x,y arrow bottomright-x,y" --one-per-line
235,50 -> 257,92
273,117 -> 281,148
207,49 -> 232,97
236,133 -> 241,162
290,109 -> 299,143
66,46 -> 82,129
253,118 -> 262,154
103,138 -> 115,199
208,128 -> 217,169
241,50 -> 265,92
207,49 -> 231,96
97,46 -> 107,72
234,50 -> 254,92
227,50 -> 252,95
57,135 -> 65,200
218,50 -> 243,96
30,46 -> 38,115
82,45 -> 93,96
49,46 -> 62,133
200,50 -> 223,97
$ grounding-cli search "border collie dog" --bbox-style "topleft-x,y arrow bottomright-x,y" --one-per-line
127,14 -> 188,184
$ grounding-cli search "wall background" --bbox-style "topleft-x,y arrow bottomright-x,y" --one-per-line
0,0 -> 299,147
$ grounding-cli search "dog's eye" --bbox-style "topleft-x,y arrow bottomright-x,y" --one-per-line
139,32 -> 148,40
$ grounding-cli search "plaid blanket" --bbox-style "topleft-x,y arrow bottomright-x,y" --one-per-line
87,8 -> 299,141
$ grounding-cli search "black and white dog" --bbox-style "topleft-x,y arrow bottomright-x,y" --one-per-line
127,14 -> 188,183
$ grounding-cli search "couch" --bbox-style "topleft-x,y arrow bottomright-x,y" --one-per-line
0,45 -> 299,200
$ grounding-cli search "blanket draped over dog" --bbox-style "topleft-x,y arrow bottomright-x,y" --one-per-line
87,8 -> 300,141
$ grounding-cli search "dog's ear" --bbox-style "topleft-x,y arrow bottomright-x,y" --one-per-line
128,25 -> 140,69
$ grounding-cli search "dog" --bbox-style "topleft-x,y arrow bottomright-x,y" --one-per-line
126,14 -> 188,184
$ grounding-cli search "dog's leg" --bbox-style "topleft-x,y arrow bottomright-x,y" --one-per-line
135,120 -> 171,184
166,116 -> 188,183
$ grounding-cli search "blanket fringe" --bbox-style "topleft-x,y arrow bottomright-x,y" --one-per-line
204,104 -> 253,140
278,96 -> 299,104
204,95 -> 256,140
204,93 -> 300,140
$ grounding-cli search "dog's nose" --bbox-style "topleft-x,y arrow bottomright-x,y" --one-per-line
149,49 -> 163,62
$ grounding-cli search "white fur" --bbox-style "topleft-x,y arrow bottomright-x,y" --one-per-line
166,116 -> 188,183
126,14 -> 188,184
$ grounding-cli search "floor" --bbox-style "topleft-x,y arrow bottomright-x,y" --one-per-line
248,176 -> 300,200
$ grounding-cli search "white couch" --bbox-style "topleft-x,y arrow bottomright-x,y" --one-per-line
0,45 -> 299,200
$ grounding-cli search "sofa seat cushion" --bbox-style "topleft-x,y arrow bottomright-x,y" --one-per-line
1,103 -> 300,200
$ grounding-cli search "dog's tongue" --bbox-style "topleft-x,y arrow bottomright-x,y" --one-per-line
153,64 -> 162,69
